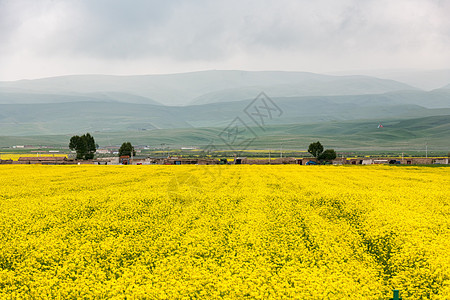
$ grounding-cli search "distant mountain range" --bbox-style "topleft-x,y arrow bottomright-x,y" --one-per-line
0,70 -> 418,106
1,90 -> 449,136
330,69 -> 450,91
0,70 -> 449,150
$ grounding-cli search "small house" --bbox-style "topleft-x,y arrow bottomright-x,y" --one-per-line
433,158 -> 448,164
119,156 -> 130,165
234,157 -> 246,165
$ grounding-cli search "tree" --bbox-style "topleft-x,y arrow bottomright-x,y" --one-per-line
319,149 -> 337,161
119,142 -> 136,157
308,141 -> 337,163
308,141 -> 324,159
69,133 -> 96,160
83,133 -> 96,159
69,136 -> 83,159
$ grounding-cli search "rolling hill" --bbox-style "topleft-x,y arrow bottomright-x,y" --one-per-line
0,70 -> 447,152
1,115 -> 448,151
0,70 -> 418,106
332,69 -> 450,91
0,91 -> 161,105
0,90 -> 449,136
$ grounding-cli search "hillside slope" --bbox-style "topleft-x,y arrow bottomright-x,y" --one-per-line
0,70 -> 418,106
1,115 -> 448,151
332,69 -> 450,91
1,90 -> 449,136
0,91 -> 161,105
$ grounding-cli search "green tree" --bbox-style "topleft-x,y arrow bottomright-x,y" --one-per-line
69,135 -> 84,159
308,141 -> 337,163
319,149 -> 337,161
308,141 -> 324,159
69,133 -> 96,160
119,142 -> 136,157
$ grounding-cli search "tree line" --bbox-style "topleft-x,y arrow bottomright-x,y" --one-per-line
307,141 -> 337,163
70,133 -> 335,162
69,133 -> 135,160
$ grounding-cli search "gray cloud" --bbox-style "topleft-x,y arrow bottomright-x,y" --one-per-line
0,0 -> 449,80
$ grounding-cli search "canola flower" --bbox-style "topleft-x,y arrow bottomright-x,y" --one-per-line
0,165 -> 449,299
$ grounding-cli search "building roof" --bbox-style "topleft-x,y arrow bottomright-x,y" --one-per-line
18,157 -> 67,161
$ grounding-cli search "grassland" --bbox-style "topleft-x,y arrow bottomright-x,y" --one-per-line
1,115 -> 449,155
0,165 -> 449,299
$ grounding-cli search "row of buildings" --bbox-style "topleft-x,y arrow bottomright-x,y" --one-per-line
1,156 -> 448,165
231,157 -> 449,165
0,157 -> 75,165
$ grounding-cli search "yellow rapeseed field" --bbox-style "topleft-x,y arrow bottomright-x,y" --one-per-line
0,165 -> 449,299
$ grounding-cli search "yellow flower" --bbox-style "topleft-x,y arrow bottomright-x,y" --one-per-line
0,165 -> 448,299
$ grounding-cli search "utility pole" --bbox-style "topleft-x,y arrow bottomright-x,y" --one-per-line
161,143 -> 166,158
280,143 -> 283,158
426,142 -> 428,158
131,146 -> 133,163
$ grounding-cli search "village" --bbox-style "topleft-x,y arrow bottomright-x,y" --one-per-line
1,138 -> 448,166
1,154 -> 448,165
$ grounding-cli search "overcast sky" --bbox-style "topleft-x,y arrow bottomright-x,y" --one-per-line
0,0 -> 449,81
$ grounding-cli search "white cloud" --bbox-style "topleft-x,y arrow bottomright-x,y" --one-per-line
0,0 -> 449,80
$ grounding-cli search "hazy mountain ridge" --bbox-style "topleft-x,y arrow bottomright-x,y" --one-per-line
0,91 -> 162,106
1,90 -> 449,136
0,70 -> 447,150
330,69 -> 450,91
0,70 -> 418,106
